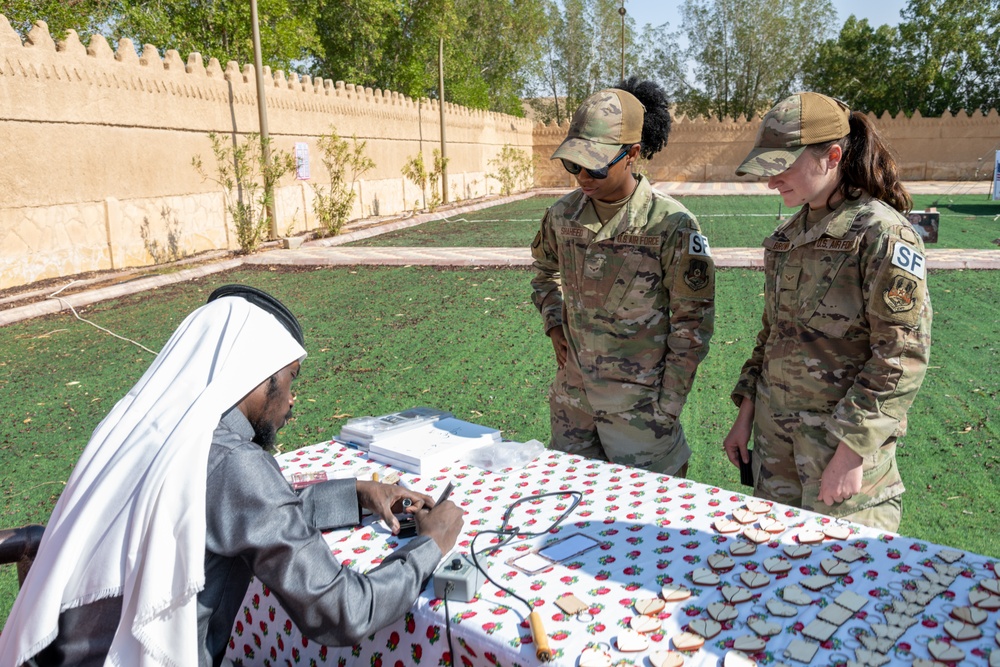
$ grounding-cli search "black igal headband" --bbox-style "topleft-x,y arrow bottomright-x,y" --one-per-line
207,284 -> 304,347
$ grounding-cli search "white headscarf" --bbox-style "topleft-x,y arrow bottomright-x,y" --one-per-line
0,295 -> 306,666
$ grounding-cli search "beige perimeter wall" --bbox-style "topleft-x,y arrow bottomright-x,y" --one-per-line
2,15 -> 998,290
535,108 -> 1000,187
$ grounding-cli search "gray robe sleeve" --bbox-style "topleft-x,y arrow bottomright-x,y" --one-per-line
205,446 -> 443,646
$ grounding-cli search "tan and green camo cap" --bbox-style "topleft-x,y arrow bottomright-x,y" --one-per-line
551,89 -> 645,169
736,92 -> 851,177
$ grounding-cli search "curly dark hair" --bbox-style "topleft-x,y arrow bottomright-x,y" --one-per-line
614,76 -> 672,159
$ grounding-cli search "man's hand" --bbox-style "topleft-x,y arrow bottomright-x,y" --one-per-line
723,399 -> 754,468
818,443 -> 864,506
355,481 -> 434,534
414,500 -> 464,554
548,326 -> 568,369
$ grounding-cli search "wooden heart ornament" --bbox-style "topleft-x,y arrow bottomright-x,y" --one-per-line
927,639 -> 966,662
691,568 -> 720,586
721,584 -> 753,604
800,574 -> 836,591
662,584 -> 693,602
944,620 -> 982,641
649,650 -> 686,667
708,553 -> 737,572
631,614 -> 663,634
740,571 -> 770,589
747,617 -> 781,636
578,647 -> 613,667
616,629 -> 650,652
672,631 -> 705,652
707,601 -> 739,622
833,546 -> 867,563
729,541 -> 757,557
742,528 -> 771,544
758,516 -> 786,534
950,605 -> 988,625
796,529 -> 825,544
969,587 -> 1000,610
783,544 -> 812,559
744,499 -> 773,514
766,598 -> 797,617
980,578 -> 1000,595
763,556 -> 792,574
822,523 -> 851,540
714,518 -> 743,534
688,618 -> 722,639
635,597 -> 666,616
732,636 -> 766,653
820,558 -> 851,577
781,584 -> 812,605
724,649 -> 758,667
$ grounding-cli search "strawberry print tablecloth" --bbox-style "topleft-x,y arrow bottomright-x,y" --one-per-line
225,441 -> 1000,667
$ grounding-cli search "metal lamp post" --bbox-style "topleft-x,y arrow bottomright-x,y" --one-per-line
619,1 -> 626,81
250,0 -> 278,239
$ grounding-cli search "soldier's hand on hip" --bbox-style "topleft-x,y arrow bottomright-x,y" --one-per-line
548,326 -> 569,369
818,443 -> 864,506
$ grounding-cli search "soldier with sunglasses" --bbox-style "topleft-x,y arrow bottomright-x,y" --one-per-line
530,78 -> 715,477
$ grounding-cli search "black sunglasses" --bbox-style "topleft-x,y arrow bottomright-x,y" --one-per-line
561,146 -> 630,179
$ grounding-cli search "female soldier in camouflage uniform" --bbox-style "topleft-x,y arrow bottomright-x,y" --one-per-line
531,78 -> 715,477
724,92 -> 932,531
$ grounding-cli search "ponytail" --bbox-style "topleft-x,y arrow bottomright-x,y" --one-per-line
614,76 -> 673,159
827,112 -> 912,214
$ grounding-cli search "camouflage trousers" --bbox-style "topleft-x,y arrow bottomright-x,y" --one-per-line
751,393 -> 904,532
549,372 -> 690,476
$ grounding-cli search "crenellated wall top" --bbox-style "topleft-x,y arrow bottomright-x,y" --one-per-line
0,14 -> 534,129
532,105 -> 1000,135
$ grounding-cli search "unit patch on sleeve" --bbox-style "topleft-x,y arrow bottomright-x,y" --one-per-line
683,258 -> 711,291
688,232 -> 712,257
890,241 -> 926,279
871,240 -> 927,327
882,274 -> 918,314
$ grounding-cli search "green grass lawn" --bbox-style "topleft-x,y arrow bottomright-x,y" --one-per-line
1,264 -> 997,624
346,193 -> 1000,249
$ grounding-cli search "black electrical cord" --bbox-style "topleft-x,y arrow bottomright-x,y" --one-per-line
437,491 -> 583,665
469,491 -> 584,614
443,581 -> 456,666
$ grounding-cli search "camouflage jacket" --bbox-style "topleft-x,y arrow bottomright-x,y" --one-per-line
732,194 -> 932,458
530,176 -> 715,415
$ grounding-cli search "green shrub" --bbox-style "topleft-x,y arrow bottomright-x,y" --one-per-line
312,129 -> 375,237
193,132 -> 294,253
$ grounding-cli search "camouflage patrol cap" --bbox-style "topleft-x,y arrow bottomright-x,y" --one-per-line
551,89 -> 645,169
736,92 -> 851,177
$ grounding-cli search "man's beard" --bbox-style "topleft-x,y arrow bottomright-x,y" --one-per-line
250,408 -> 292,452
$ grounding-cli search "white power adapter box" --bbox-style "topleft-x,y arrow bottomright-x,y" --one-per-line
432,553 -> 485,602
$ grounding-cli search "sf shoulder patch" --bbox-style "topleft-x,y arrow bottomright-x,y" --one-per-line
871,239 -> 926,327
673,232 -> 716,299
688,232 -> 712,257
890,241 -> 926,279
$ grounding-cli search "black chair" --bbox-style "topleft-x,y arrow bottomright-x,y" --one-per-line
0,524 -> 45,586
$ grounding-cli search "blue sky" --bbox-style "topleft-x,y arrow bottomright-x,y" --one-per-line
623,0 -> 909,31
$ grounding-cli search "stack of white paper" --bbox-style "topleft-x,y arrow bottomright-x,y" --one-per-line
339,407 -> 452,450
366,418 -> 501,474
